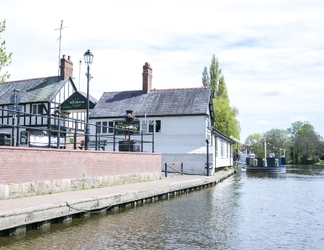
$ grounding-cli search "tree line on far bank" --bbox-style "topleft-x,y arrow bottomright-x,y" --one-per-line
244,121 -> 324,164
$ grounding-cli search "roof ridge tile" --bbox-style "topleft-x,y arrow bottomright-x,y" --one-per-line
152,86 -> 210,92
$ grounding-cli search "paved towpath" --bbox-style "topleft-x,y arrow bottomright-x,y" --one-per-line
0,170 -> 235,232
0,171 -> 232,213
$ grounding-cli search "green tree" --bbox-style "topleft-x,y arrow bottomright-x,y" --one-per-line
244,133 -> 264,157
203,54 -> 240,139
202,66 -> 209,87
213,98 -> 240,139
287,121 -> 304,138
0,19 -> 12,82
263,129 -> 288,158
287,121 -> 322,164
286,121 -> 304,163
216,75 -> 228,99
244,121 -> 324,163
245,130 -> 288,159
209,54 -> 221,99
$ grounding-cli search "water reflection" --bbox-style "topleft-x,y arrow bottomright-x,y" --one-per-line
245,170 -> 286,179
287,164 -> 324,176
0,181 -> 243,250
245,165 -> 324,179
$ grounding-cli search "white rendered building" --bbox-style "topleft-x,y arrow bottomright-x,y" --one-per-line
90,63 -> 234,175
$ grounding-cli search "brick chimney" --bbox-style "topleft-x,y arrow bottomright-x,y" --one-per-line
142,62 -> 153,94
60,55 -> 73,80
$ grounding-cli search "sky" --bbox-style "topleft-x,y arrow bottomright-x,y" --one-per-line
1,0 -> 324,143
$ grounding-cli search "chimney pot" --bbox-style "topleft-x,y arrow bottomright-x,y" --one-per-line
142,62 -> 153,94
60,54 -> 73,80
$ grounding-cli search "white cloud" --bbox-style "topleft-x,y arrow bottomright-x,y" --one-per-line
256,120 -> 271,125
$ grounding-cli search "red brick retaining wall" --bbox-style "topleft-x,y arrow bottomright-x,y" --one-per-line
0,146 -> 162,199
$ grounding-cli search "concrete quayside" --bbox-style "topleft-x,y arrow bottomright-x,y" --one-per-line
0,169 -> 235,237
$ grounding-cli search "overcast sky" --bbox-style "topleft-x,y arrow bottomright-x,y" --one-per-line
1,0 -> 324,142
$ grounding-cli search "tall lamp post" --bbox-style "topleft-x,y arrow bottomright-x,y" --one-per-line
11,89 -> 21,146
54,107 -> 61,149
83,49 -> 94,150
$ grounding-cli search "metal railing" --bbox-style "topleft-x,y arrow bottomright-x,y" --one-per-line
0,107 -> 154,152
164,162 -> 183,177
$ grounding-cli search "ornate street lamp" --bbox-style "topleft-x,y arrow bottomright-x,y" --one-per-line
83,49 -> 94,150
54,107 -> 61,149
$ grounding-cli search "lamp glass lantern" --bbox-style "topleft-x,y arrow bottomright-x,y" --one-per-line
84,49 -> 94,65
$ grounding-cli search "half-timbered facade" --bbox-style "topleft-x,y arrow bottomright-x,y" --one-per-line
0,55 -> 95,148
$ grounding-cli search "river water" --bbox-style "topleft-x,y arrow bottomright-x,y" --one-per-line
1,165 -> 324,250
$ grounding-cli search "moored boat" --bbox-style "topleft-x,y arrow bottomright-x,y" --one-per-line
245,157 -> 286,173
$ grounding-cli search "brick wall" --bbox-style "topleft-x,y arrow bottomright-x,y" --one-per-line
0,146 -> 162,199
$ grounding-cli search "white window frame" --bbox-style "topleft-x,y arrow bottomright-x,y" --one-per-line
221,139 -> 225,157
32,104 -> 43,114
96,121 -> 110,134
148,120 -> 161,133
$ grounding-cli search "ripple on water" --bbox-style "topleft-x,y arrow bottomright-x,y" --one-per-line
1,166 -> 324,249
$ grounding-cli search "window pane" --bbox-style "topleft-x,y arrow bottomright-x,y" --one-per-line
221,140 -> 224,157
32,105 -> 37,114
96,122 -> 101,134
102,122 -> 107,133
38,104 -> 43,114
108,121 -> 114,133
149,120 -> 154,133
155,120 -> 161,132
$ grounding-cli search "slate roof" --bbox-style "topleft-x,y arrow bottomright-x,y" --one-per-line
0,76 -> 70,105
90,87 -> 212,118
78,91 -> 98,107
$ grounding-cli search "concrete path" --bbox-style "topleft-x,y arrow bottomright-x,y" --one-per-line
0,169 -> 235,234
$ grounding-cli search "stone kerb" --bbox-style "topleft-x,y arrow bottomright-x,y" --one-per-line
0,146 -> 162,199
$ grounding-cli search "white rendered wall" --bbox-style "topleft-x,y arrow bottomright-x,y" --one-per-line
146,115 -> 207,153
90,114 -> 233,175
162,153 -> 213,175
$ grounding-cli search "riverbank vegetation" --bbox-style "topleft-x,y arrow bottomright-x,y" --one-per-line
244,121 -> 324,165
